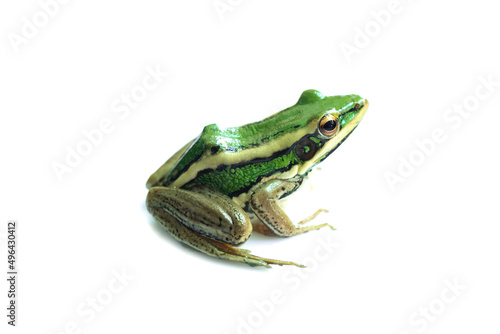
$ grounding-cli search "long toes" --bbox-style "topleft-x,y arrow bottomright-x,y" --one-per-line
206,240 -> 304,268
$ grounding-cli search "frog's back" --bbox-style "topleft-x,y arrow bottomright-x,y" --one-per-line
148,104 -> 313,186
146,90 -> 361,192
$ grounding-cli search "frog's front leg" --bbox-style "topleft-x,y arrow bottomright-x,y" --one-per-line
249,179 -> 333,236
146,185 -> 304,268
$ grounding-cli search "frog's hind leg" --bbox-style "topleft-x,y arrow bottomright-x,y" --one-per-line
203,237 -> 305,268
149,205 -> 303,268
147,186 -> 304,268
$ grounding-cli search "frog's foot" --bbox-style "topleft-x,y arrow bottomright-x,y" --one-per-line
203,238 -> 305,268
297,208 -> 330,226
297,209 -> 335,231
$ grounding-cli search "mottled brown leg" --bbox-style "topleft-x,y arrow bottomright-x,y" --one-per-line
250,180 -> 334,237
251,221 -> 277,236
147,186 -> 304,268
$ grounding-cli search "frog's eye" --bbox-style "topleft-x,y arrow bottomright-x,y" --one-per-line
319,114 -> 339,137
295,137 -> 317,161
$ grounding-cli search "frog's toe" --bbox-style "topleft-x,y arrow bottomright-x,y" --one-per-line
206,240 -> 305,268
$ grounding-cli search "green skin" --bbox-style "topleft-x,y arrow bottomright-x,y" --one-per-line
146,89 -> 368,268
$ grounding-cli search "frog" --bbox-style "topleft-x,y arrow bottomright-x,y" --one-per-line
146,89 -> 368,268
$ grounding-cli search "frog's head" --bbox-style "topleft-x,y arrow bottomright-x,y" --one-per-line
292,89 -> 368,175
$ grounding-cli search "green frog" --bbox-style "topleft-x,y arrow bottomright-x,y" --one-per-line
146,89 -> 368,267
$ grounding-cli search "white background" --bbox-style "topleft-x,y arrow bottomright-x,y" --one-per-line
1,1 -> 499,333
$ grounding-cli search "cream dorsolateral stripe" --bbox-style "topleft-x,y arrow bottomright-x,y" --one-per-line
149,100 -> 368,192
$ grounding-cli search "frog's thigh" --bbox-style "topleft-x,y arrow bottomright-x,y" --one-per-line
147,186 -> 252,245
147,186 -> 304,268
249,179 -> 333,237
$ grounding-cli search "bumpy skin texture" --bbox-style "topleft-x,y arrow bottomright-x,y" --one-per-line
146,90 -> 368,267
193,149 -> 300,197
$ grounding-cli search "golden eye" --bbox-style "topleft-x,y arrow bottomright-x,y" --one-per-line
319,114 -> 339,137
